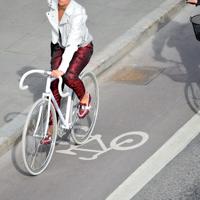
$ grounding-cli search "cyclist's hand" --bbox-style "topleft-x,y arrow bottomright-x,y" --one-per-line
51,70 -> 64,78
186,0 -> 198,5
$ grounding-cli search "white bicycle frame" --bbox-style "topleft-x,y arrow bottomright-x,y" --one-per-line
19,69 -> 75,134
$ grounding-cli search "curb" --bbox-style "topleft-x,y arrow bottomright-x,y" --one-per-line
0,107 -> 30,157
0,0 -> 185,157
87,0 -> 185,76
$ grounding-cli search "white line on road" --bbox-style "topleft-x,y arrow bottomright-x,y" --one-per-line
106,112 -> 200,200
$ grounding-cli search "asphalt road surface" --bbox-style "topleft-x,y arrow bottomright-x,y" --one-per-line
0,4 -> 200,200
0,0 -> 165,127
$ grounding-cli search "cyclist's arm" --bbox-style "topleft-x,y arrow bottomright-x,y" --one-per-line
58,13 -> 87,73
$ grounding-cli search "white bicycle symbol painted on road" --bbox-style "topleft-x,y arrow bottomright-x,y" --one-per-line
56,131 -> 149,161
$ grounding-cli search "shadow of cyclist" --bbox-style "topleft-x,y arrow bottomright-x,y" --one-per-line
152,19 -> 200,113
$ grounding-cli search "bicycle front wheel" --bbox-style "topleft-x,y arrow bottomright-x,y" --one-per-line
22,98 -> 57,175
71,72 -> 99,144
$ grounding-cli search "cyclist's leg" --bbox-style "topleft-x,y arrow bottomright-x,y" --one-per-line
63,42 -> 93,117
50,43 -> 65,108
43,43 -> 64,142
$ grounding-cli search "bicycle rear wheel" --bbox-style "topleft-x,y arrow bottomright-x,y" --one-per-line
185,82 -> 200,113
71,72 -> 99,144
22,98 -> 57,175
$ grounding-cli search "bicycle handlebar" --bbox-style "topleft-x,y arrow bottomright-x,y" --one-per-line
19,69 -> 69,97
58,76 -> 69,97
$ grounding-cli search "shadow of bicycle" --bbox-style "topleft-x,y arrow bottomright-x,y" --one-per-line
152,19 -> 200,114
4,66 -> 47,124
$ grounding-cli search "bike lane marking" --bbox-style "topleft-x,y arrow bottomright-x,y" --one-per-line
106,112 -> 200,200
56,131 -> 149,161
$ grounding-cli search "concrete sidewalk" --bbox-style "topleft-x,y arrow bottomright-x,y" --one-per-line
0,0 -> 185,156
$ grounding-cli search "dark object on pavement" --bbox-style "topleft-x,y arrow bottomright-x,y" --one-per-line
190,14 -> 200,41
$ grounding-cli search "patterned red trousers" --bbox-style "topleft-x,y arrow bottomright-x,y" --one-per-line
50,42 -> 93,107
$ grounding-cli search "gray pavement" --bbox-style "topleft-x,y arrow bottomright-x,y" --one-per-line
0,3 -> 200,200
109,4 -> 200,199
0,0 -> 181,128
0,0 -> 185,156
133,134 -> 200,200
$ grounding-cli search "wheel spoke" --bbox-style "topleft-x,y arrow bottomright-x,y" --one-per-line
22,98 -> 57,175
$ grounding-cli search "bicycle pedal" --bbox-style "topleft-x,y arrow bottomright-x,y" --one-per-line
80,105 -> 91,110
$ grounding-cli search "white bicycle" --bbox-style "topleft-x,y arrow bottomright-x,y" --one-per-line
19,69 -> 99,175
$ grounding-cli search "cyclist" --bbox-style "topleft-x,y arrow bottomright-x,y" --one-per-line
186,0 -> 200,5
42,0 -> 93,144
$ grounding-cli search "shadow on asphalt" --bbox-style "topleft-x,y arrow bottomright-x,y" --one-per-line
11,135 -> 32,176
4,112 -> 26,123
11,130 -> 73,176
17,66 -> 46,102
3,66 -> 46,124
152,20 -> 200,113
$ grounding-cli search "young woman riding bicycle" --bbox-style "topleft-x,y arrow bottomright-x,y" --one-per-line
43,0 -> 94,144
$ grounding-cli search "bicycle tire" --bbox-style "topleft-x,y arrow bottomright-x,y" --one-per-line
22,98 -> 57,175
71,72 -> 99,144
185,82 -> 200,113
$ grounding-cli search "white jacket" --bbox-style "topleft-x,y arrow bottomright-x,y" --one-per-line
46,0 -> 93,73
